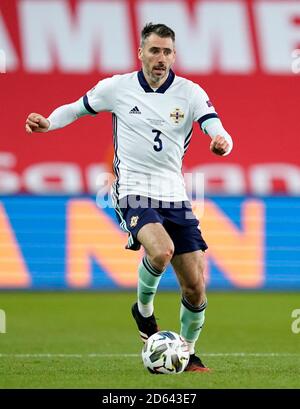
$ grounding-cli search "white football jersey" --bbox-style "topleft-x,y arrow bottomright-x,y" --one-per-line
83,70 -> 218,203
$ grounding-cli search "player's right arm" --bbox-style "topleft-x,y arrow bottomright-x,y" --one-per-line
25,113 -> 50,133
25,99 -> 89,134
25,76 -> 117,134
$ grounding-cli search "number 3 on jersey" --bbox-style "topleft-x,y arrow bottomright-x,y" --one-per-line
152,129 -> 163,152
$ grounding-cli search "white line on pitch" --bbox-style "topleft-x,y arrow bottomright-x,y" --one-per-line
0,353 -> 299,358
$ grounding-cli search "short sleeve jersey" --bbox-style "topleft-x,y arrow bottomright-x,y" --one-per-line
83,70 -> 218,203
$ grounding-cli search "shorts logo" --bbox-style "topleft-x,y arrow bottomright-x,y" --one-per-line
170,108 -> 184,124
130,216 -> 139,228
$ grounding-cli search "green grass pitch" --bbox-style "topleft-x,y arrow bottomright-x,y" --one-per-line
0,291 -> 299,388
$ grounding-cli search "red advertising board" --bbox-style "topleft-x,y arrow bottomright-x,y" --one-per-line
1,0 -> 300,195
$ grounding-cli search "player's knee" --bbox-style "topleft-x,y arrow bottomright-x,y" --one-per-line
150,245 -> 174,271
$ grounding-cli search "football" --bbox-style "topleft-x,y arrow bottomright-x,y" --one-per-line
142,331 -> 190,374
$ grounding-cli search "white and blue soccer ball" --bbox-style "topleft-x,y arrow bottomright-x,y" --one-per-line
142,331 -> 190,374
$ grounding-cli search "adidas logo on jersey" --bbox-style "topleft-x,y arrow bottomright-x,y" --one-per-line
129,106 -> 141,114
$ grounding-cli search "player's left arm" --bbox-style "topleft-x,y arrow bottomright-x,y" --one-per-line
202,118 -> 233,156
191,83 -> 233,156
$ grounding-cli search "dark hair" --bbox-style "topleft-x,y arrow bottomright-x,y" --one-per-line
141,23 -> 175,47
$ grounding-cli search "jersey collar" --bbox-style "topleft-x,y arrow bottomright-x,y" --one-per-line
137,69 -> 175,93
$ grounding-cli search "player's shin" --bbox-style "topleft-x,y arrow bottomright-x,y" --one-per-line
137,256 -> 165,317
180,297 -> 207,354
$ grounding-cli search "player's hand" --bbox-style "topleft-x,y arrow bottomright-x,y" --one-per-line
25,113 -> 50,133
210,135 -> 229,156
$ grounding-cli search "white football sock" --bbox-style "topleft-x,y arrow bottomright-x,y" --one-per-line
186,341 -> 195,355
138,300 -> 154,318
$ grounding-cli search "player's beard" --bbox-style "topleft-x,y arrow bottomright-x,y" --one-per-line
150,65 -> 168,84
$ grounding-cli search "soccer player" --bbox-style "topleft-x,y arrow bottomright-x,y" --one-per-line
25,23 -> 233,372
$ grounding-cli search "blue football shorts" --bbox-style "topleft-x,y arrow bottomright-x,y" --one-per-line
114,195 -> 208,255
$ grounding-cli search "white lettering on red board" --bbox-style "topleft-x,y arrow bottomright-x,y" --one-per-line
1,1 -> 300,74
